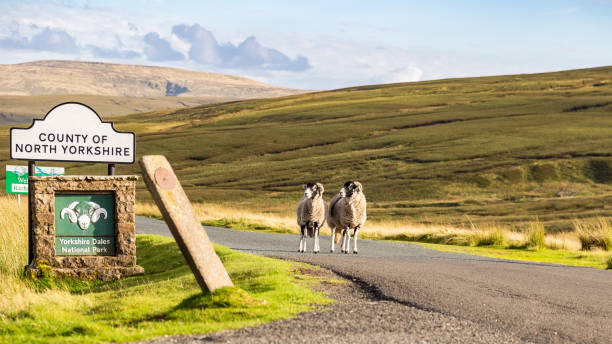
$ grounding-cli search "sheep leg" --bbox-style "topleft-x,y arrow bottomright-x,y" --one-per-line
342,228 -> 351,254
313,222 -> 320,253
353,226 -> 360,254
340,229 -> 346,253
330,227 -> 335,253
345,227 -> 352,254
299,225 -> 306,253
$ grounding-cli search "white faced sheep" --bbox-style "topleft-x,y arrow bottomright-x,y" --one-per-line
297,182 -> 326,253
327,181 -> 367,254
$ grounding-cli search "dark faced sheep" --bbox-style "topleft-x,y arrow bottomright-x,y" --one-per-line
327,181 -> 367,254
297,182 -> 326,253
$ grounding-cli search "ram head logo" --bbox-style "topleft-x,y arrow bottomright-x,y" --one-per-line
60,201 -> 108,230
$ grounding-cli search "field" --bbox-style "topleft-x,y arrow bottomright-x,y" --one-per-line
0,196 -> 330,343
1,66 -> 611,234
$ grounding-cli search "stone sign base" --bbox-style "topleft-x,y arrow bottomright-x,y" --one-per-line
26,175 -> 144,281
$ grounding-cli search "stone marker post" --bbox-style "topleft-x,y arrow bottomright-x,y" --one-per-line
139,155 -> 233,293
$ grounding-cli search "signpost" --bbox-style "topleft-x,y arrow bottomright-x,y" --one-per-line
10,102 -> 231,285
6,165 -> 65,205
10,102 -> 142,280
10,102 -> 134,165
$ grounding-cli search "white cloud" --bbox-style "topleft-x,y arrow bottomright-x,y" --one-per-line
384,67 -> 423,84
172,24 -> 311,71
143,32 -> 184,61
0,2 -> 558,90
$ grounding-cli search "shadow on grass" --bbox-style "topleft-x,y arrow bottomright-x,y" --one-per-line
29,236 -> 193,294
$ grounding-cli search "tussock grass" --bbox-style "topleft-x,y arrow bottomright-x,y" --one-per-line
137,201 -> 602,255
364,220 -> 473,246
544,232 -> 582,251
137,202 -> 297,234
472,227 -> 506,247
606,255 -> 612,270
0,196 -> 87,317
0,195 -> 27,275
527,220 -> 547,250
575,218 -> 612,251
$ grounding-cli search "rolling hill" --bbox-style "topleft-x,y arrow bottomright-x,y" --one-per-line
2,66 -> 611,231
0,60 -> 306,124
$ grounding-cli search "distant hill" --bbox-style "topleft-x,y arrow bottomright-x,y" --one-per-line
0,60 -> 306,123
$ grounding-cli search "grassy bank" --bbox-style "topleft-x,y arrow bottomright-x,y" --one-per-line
0,196 -> 330,344
136,200 -> 612,270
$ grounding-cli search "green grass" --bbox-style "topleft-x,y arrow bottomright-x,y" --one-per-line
202,218 -> 294,234
0,234 -> 330,344
527,221 -> 546,250
471,228 -> 505,247
417,242 -> 612,270
1,66 -> 612,230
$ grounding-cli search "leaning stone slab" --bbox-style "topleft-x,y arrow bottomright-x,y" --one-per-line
139,155 -> 233,293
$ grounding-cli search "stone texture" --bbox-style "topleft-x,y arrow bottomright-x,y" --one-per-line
26,175 -> 143,281
140,155 -> 233,292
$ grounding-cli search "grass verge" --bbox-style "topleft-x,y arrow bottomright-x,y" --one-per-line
0,195 -> 331,344
416,242 -> 612,270
1,234 -> 331,344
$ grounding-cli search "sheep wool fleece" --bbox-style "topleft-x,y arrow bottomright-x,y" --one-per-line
297,196 -> 326,237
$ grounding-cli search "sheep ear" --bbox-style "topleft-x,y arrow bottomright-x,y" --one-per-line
302,184 -> 307,190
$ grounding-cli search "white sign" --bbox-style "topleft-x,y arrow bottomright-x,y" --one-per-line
10,103 -> 135,164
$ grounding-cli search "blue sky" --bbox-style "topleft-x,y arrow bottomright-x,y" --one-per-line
0,0 -> 610,89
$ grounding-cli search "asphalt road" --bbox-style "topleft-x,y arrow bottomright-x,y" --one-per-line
136,216 -> 612,344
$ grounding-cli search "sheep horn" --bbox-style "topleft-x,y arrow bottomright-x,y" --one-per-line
60,201 -> 79,223
87,202 -> 100,216
91,207 -> 108,223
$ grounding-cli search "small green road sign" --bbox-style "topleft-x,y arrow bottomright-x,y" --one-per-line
5,165 -> 64,194
54,194 -> 115,256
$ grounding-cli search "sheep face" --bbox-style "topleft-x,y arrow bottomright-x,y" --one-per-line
341,181 -> 363,197
303,182 -> 324,199
77,210 -> 91,230
60,201 -> 108,230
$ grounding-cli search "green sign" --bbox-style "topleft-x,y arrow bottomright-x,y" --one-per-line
5,165 -> 64,194
54,194 -> 115,256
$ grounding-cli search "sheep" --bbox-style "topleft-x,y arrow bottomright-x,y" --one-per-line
327,181 -> 367,254
296,182 -> 326,253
